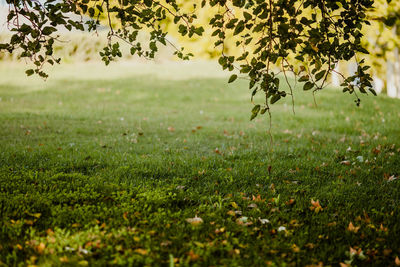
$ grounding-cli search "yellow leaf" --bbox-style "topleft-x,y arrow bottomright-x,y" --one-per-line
227,210 -> 236,216
123,211 -> 128,221
134,248 -> 148,255
59,256 -> 68,263
231,202 -> 238,209
311,44 -> 319,52
78,260 -> 89,266
194,241 -> 204,248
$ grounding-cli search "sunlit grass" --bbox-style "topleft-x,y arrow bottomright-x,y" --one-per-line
0,62 -> 399,266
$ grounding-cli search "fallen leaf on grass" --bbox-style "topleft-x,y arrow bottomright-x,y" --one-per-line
134,248 -> 148,255
379,224 -> 388,232
236,216 -> 252,226
258,218 -> 270,224
277,226 -> 286,232
231,202 -> 239,209
36,242 -> 46,254
395,256 -> 400,266
285,199 -> 295,205
349,247 -> 366,259
291,244 -> 300,253
340,160 -> 351,166
227,210 -> 236,216
252,195 -> 265,202
186,216 -> 203,226
347,222 -> 360,233
59,256 -> 69,263
305,243 -> 315,250
187,250 -> 200,261
383,249 -> 392,256
310,199 -> 323,213
305,262 -> 323,267
372,145 -> 381,155
161,241 -> 171,247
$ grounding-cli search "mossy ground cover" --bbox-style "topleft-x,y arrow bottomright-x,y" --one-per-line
0,62 -> 399,266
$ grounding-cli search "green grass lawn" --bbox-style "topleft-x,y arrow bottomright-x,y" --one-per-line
0,62 -> 400,266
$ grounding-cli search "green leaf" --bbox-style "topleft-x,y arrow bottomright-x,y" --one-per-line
252,104 -> 261,114
243,12 -> 252,20
25,69 -> 34,76
315,70 -> 326,82
42,26 -> 57,35
369,88 -> 377,96
228,74 -> 238,83
303,81 -> 314,91
299,75 -> 309,82
270,94 -> 281,104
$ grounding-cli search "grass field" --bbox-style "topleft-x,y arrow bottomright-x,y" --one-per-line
0,61 -> 400,266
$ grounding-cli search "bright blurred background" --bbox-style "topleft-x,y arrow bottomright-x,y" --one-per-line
0,1 -> 400,98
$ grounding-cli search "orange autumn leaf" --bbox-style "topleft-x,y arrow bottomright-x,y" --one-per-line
395,256 -> 400,266
349,246 -> 363,256
36,242 -> 46,254
379,224 -> 388,232
187,250 -> 200,261
310,199 -> 323,213
285,199 -> 295,205
347,222 -> 360,233
252,194 -> 265,202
